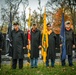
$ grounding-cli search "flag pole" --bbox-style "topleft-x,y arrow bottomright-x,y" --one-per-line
42,7 -> 48,65
60,8 -> 65,57
60,7 -> 66,61
27,8 -> 31,66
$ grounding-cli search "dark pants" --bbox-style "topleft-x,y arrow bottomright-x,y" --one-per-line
12,59 -> 23,69
61,55 -> 73,66
30,58 -> 38,68
0,51 -> 1,68
46,58 -> 55,67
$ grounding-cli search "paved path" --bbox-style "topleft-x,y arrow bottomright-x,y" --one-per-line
1,54 -> 76,65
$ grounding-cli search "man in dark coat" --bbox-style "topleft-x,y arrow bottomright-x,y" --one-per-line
11,22 -> 26,69
27,23 -> 41,68
46,23 -> 57,67
60,21 -> 75,66
0,31 -> 3,69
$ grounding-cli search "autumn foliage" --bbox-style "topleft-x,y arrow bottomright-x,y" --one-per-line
52,8 -> 73,34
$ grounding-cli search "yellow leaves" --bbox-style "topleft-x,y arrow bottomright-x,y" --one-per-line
1,25 -> 8,33
71,67 -> 75,70
62,68 -> 66,72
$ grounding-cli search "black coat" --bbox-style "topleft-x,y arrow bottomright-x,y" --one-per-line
0,32 -> 3,49
29,29 -> 41,58
0,32 -> 3,63
11,29 -> 25,59
65,29 -> 74,55
47,32 -> 57,60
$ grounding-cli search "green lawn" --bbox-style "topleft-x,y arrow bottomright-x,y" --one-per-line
0,62 -> 76,75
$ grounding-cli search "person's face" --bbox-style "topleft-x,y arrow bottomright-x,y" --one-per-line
47,26 -> 51,31
14,25 -> 19,31
65,24 -> 71,29
32,25 -> 37,30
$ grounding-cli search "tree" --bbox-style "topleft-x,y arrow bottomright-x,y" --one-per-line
1,0 -> 29,32
38,0 -> 42,26
5,0 -> 22,21
1,0 -> 23,25
52,8 -> 73,34
46,0 -> 75,34
21,0 -> 29,31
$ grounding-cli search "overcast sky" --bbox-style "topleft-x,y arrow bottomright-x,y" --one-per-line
0,0 -> 4,4
0,0 -> 47,16
0,0 -> 48,25
19,0 -> 47,18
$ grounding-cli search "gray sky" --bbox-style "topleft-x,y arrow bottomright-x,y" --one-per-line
19,0 -> 47,18
0,0 -> 48,25
0,0 -> 5,24
0,0 -> 4,4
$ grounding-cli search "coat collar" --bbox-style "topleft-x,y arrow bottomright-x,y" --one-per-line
13,29 -> 20,32
31,28 -> 38,32
47,30 -> 52,35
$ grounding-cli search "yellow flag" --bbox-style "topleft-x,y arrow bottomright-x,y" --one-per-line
27,8 -> 31,58
28,8 -> 31,28
42,8 -> 48,63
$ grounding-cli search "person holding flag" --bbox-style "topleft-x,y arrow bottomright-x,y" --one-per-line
46,23 -> 57,67
27,23 -> 42,68
60,16 -> 75,66
42,8 -> 57,67
27,8 -> 41,68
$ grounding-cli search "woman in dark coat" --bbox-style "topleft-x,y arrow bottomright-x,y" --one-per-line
28,23 -> 41,68
11,22 -> 25,69
46,23 -> 57,67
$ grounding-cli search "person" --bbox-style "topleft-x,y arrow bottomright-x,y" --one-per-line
0,31 -> 3,69
60,21 -> 75,66
11,22 -> 26,69
46,23 -> 57,67
27,23 -> 41,68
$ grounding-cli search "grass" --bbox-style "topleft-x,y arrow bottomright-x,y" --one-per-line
0,62 -> 76,75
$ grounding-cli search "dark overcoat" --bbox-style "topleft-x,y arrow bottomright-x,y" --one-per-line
11,29 -> 25,59
65,29 -> 74,55
0,32 -> 3,49
47,32 -> 57,60
0,32 -> 3,63
30,29 -> 41,58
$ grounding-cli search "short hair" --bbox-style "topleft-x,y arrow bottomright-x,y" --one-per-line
47,23 -> 51,27
32,23 -> 37,26
13,22 -> 19,26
